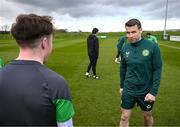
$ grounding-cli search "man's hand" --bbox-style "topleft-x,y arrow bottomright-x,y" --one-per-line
144,93 -> 156,102
115,58 -> 120,63
119,88 -> 123,95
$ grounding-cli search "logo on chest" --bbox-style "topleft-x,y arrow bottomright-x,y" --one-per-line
125,51 -> 130,58
142,49 -> 150,56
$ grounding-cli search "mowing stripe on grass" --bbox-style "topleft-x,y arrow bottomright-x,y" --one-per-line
159,43 -> 180,50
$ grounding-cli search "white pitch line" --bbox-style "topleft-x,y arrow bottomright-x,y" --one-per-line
159,43 -> 180,50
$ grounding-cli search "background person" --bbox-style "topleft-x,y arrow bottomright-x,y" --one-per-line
114,36 -> 129,63
119,18 -> 162,127
0,14 -> 74,126
85,28 -> 99,79
146,32 -> 158,43
0,58 -> 5,68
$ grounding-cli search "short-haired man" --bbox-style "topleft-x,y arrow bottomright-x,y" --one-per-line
0,14 -> 74,126
119,18 -> 162,127
85,28 -> 99,79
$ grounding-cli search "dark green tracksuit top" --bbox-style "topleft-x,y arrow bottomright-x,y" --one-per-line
120,38 -> 162,96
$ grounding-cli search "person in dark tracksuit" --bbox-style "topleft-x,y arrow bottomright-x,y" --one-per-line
85,28 -> 99,79
119,19 -> 162,127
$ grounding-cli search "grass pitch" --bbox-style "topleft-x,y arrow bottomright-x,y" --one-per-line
0,33 -> 180,126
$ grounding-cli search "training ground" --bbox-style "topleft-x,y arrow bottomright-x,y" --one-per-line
0,32 -> 180,126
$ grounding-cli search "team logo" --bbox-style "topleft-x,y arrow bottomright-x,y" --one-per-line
125,52 -> 130,58
146,104 -> 151,109
142,49 -> 149,56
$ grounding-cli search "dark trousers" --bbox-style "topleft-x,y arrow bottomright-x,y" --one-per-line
86,55 -> 98,75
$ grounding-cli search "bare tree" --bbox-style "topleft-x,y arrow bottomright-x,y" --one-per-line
1,24 -> 9,33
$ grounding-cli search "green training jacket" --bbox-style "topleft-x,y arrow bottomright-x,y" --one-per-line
117,36 -> 129,54
0,58 -> 4,68
147,35 -> 158,43
120,38 -> 162,96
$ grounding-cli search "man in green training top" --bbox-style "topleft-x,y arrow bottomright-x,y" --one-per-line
0,58 -> 4,68
119,19 -> 162,127
114,36 -> 129,63
146,32 -> 158,43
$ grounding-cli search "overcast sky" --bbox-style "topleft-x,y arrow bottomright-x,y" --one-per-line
0,0 -> 180,32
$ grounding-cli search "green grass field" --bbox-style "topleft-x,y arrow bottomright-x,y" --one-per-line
0,33 -> 180,126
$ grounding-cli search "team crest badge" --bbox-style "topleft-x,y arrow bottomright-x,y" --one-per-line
142,49 -> 149,56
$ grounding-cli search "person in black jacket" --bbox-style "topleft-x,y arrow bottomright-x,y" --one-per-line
85,28 -> 99,79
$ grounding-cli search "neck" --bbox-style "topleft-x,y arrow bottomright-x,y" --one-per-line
16,48 -> 44,64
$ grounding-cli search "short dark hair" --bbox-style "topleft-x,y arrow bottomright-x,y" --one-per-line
125,18 -> 141,29
11,14 -> 55,47
92,28 -> 99,34
146,32 -> 151,35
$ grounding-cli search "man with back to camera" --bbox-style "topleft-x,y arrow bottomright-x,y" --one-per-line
0,14 -> 74,126
119,18 -> 162,127
85,28 -> 99,79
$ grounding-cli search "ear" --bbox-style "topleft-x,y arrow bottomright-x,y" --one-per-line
41,37 -> 48,50
140,28 -> 143,33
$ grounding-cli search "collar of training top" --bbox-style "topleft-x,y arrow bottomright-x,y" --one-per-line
130,37 -> 144,47
11,60 -> 41,65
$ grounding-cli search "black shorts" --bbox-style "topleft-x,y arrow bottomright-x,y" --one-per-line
121,92 -> 154,111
